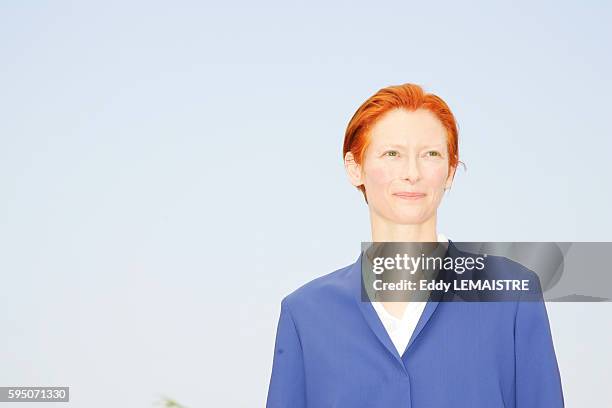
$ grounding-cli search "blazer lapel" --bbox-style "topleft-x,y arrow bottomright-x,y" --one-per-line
404,292 -> 441,352
404,239 -> 463,353
350,240 -> 463,368
350,252 -> 408,373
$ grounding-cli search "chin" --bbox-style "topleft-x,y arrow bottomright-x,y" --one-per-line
388,212 -> 429,226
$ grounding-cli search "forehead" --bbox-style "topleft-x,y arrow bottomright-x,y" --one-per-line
368,108 -> 447,146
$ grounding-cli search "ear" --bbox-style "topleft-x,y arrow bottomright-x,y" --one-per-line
344,151 -> 364,188
445,164 -> 457,190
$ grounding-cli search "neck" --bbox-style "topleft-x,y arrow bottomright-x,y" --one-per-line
370,210 -> 438,242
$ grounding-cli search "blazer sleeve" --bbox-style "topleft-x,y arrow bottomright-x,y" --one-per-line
514,274 -> 564,407
266,297 -> 307,408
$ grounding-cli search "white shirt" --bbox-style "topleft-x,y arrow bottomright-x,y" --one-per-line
371,233 -> 449,357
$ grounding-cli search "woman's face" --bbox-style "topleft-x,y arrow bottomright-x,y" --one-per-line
347,108 -> 455,225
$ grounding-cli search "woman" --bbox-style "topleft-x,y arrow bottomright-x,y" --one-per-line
266,83 -> 564,407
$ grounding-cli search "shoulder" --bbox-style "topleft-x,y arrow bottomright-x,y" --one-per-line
448,247 -> 545,303
281,260 -> 356,316
484,254 -> 543,293
462,253 -> 544,305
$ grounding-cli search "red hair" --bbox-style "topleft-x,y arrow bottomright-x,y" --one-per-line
343,83 -> 460,202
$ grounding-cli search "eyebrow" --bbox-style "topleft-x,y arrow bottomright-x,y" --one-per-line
379,143 -> 446,150
379,144 -> 406,150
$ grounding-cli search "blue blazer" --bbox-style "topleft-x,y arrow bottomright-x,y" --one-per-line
266,240 -> 564,407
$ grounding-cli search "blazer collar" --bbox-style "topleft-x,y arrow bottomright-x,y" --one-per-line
348,239 -> 462,372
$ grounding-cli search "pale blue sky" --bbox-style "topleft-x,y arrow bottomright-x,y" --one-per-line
1,1 -> 611,407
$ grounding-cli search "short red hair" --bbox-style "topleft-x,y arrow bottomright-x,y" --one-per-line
343,83 -> 460,202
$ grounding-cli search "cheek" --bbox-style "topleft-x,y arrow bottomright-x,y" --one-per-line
365,164 -> 394,187
425,165 -> 450,187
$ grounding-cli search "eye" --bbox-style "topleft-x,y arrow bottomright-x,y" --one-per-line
425,150 -> 441,157
383,150 -> 399,157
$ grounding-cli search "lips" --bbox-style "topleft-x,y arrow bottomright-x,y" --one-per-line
393,192 -> 426,199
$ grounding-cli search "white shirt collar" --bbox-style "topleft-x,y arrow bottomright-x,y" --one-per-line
371,232 -> 448,323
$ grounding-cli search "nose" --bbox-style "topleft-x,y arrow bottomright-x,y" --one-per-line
400,156 -> 421,184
